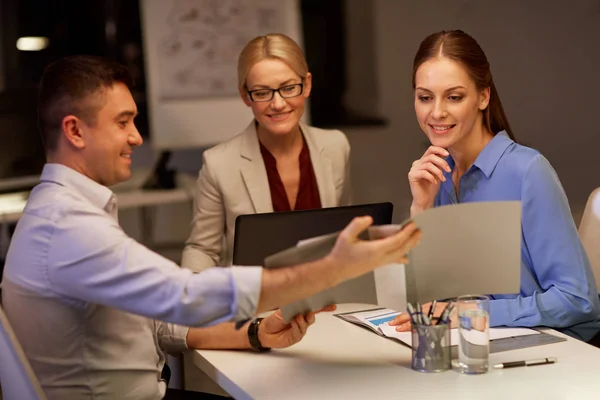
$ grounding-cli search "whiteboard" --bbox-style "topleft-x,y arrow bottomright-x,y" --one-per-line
140,0 -> 304,150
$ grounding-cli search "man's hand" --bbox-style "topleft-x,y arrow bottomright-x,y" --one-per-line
258,305 -> 337,349
388,301 -> 458,331
256,217 -> 420,314
326,216 -> 421,285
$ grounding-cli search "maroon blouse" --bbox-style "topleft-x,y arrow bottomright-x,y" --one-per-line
259,137 -> 322,212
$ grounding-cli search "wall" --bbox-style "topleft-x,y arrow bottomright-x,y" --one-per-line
0,0 -> 4,93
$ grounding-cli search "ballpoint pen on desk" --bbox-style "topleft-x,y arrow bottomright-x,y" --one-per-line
415,303 -> 423,325
493,357 -> 558,369
408,302 -> 454,326
440,304 -> 455,325
421,313 -> 432,326
406,303 -> 419,325
437,302 -> 454,325
428,300 -> 437,322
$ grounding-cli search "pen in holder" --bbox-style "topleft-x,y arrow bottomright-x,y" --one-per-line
411,318 -> 451,373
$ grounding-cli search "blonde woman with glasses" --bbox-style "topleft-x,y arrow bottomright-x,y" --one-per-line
182,33 -> 352,272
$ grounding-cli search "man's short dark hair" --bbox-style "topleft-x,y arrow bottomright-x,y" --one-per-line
38,55 -> 134,153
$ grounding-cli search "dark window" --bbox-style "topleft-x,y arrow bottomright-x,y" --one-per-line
300,0 -> 386,128
0,0 -> 149,137
0,0 -> 150,186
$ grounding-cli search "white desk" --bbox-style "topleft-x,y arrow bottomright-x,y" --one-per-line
192,303 -> 600,400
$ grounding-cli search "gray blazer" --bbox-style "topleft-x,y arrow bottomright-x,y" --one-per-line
182,121 -> 352,271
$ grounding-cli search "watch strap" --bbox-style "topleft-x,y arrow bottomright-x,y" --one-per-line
248,318 -> 271,352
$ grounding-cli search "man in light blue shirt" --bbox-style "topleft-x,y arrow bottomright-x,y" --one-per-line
1,55 -> 421,400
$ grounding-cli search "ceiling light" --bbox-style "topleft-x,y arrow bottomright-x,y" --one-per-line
16,37 -> 49,51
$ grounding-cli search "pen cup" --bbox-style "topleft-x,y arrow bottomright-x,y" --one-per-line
457,294 -> 490,374
411,322 -> 451,373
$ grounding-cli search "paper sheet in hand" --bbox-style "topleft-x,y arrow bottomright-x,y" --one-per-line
406,201 -> 521,303
265,201 -> 521,323
264,231 -> 376,323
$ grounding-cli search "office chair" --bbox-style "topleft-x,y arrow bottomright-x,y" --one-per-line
579,187 -> 600,289
0,304 -> 47,400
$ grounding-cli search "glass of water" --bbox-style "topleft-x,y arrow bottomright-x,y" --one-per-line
457,294 -> 490,374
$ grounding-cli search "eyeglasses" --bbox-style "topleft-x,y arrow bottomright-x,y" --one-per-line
247,83 -> 304,102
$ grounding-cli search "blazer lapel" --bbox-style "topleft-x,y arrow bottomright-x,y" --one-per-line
302,124 -> 336,207
240,121 -> 273,214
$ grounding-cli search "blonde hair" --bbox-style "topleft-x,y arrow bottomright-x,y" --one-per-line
237,33 -> 309,91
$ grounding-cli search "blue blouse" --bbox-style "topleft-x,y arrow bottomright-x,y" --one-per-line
435,131 -> 600,341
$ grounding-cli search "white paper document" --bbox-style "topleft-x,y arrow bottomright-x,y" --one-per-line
265,201 -> 522,323
378,321 -> 539,346
405,201 -> 522,303
336,308 -> 539,347
338,307 -> 403,332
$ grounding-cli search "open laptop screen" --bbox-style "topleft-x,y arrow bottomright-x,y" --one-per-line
233,202 -> 393,266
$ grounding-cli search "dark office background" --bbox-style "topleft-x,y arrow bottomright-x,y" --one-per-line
0,0 -> 149,181
0,0 -> 364,184
1,0 -> 599,225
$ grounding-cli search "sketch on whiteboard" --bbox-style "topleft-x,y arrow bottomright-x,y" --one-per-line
154,0 -> 287,99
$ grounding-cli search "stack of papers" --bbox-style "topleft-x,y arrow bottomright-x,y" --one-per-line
336,307 -> 540,347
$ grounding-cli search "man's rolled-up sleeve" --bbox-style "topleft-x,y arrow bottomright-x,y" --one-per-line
156,321 -> 190,354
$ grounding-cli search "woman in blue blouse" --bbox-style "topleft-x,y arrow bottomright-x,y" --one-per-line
391,30 -> 600,344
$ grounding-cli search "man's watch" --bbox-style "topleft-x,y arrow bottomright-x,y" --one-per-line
247,318 -> 271,352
